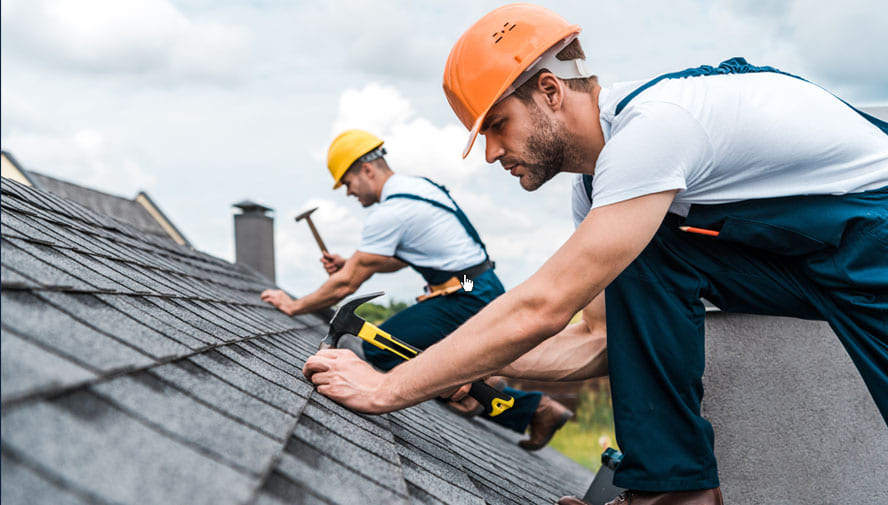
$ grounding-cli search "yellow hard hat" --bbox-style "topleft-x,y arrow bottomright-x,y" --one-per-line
326,129 -> 384,189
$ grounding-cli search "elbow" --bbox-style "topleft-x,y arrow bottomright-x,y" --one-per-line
514,287 -> 576,343
333,281 -> 359,300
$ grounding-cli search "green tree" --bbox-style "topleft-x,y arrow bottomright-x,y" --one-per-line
354,299 -> 409,325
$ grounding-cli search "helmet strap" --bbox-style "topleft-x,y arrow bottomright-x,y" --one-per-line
496,34 -> 593,104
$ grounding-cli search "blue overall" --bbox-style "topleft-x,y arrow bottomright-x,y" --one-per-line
361,177 -> 542,433
597,58 -> 888,491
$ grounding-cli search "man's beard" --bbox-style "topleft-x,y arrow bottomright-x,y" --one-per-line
518,103 -> 576,191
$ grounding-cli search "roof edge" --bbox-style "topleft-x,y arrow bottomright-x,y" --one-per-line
135,191 -> 191,247
1,151 -> 37,187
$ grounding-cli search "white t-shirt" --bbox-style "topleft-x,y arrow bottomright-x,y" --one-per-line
358,174 -> 487,271
571,174 -> 690,227
587,72 -> 888,212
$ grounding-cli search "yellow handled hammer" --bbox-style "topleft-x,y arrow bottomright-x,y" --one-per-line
319,291 -> 515,417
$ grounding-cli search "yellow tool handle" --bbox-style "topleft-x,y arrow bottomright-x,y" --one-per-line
355,321 -> 514,417
357,324 -> 420,361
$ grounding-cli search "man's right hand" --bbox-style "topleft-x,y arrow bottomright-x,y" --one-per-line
321,252 -> 346,274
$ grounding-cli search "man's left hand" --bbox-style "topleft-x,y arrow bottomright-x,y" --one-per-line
260,289 -> 297,315
303,349 -> 393,414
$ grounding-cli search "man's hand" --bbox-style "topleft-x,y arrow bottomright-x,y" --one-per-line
440,383 -> 472,402
321,252 -> 346,275
303,349 -> 394,414
260,289 -> 296,315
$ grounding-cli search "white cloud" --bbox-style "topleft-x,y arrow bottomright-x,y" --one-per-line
1,0 -> 251,82
2,128 -> 156,195
330,83 -> 486,183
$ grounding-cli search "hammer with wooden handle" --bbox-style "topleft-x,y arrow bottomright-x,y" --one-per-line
295,207 -> 328,253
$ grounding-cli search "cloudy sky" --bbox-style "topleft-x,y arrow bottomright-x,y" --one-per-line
2,0 -> 887,304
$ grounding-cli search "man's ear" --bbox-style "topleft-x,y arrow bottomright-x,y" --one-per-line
537,72 -> 564,112
360,162 -> 374,180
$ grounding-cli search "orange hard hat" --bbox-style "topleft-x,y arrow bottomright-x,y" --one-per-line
443,3 -> 581,158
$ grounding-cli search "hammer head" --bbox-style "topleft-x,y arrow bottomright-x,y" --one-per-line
295,207 -> 318,222
319,291 -> 384,350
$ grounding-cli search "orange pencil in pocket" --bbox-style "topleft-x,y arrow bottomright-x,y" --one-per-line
679,225 -> 720,237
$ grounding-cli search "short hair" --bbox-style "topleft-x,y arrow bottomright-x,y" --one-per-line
344,152 -> 391,178
512,38 -> 598,103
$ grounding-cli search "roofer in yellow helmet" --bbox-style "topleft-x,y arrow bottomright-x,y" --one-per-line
261,128 -> 576,450
301,4 -> 888,505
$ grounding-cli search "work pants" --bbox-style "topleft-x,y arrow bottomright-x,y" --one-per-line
364,270 -> 543,433
606,187 -> 888,491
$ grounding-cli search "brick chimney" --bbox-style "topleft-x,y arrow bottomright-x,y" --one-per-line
233,200 -> 275,282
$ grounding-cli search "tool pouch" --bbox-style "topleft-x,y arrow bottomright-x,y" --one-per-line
416,276 -> 464,302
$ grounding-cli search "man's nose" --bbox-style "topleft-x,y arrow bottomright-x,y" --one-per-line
485,136 -> 505,164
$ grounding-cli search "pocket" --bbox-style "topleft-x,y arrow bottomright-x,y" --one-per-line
718,216 -> 829,256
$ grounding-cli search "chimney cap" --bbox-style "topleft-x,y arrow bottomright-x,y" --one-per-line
233,200 -> 273,215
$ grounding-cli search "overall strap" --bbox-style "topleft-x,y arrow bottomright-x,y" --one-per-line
614,57 -> 888,135
582,174 -> 594,202
385,177 -> 490,261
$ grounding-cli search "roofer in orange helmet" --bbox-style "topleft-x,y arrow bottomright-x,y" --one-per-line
303,4 -> 888,505
262,129 -> 577,451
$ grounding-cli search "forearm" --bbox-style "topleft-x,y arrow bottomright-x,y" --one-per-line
379,276 -> 584,410
499,320 -> 607,381
501,294 -> 608,381
373,193 -> 674,410
289,273 -> 356,315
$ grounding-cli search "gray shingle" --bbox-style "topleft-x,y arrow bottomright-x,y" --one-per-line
0,453 -> 94,505
291,411 -> 409,497
390,428 -> 481,500
0,290 -> 153,373
150,360 -> 297,441
0,239 -> 89,290
93,293 -> 210,350
2,210 -> 66,245
1,262 -> 42,288
1,391 -> 256,505
272,442 -> 409,505
150,298 -> 239,342
1,326 -> 97,404
143,296 -> 236,344
397,449 -> 485,505
86,255 -> 179,295
215,345 -> 308,393
300,400 -> 398,463
187,352 -> 309,416
92,372 -> 281,476
37,291 -> 191,360
187,299 -> 255,337
255,471 -> 334,505
53,248 -> 135,292
238,341 -> 305,378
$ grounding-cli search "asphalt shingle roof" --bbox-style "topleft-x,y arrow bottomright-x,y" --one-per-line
0,176 -> 593,505
26,171 -> 182,243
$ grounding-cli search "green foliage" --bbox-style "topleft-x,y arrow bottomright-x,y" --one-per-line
548,380 -> 618,472
354,299 -> 409,325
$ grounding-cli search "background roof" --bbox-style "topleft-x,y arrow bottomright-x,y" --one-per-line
0,177 -> 594,505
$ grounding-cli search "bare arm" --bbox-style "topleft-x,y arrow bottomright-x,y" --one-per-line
304,190 -> 676,413
261,251 -> 406,315
499,292 -> 607,381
